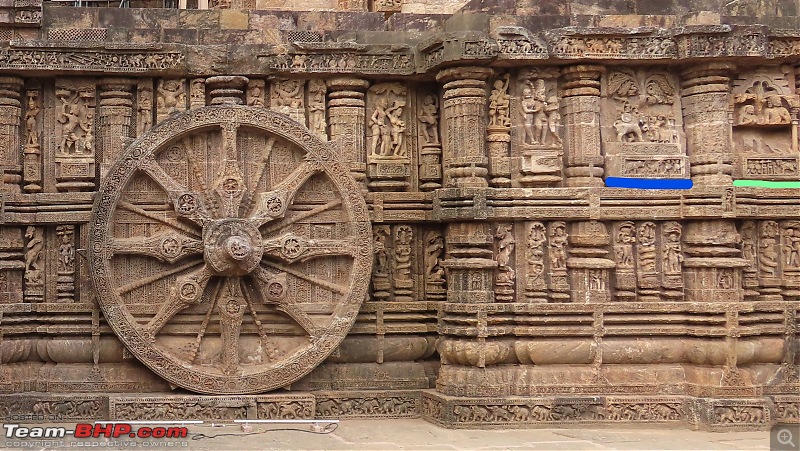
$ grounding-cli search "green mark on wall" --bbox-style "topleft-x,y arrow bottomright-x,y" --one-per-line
733,180 -> 800,188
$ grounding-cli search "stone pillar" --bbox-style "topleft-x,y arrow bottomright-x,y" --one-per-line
680,63 -> 734,186
22,87 -> 42,193
436,67 -> 493,188
443,221 -> 496,304
327,77 -> 369,193
0,77 -> 24,193
567,221 -> 614,303
560,65 -> 604,187
98,78 -> 135,180
683,220 -> 747,303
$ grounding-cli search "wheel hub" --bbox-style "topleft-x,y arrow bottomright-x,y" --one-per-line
204,219 -> 263,276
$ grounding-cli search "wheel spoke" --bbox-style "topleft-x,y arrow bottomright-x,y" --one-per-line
217,277 -> 246,375
240,137 -> 277,216
143,264 -> 214,338
249,160 -> 323,226
262,232 -> 357,264
212,124 -> 247,218
140,155 -> 212,227
251,268 -> 320,338
262,198 -> 342,236
111,232 -> 203,264
118,200 -> 201,237
116,259 -> 203,296
188,279 -> 222,364
260,261 -> 347,295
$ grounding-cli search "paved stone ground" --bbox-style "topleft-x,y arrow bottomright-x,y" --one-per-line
184,419 -> 770,450
0,419 -> 772,450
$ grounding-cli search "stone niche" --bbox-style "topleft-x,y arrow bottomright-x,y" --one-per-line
0,0 -> 797,433
731,68 -> 800,180
600,68 -> 688,179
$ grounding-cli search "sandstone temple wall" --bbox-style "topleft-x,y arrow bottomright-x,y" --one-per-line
0,0 -> 795,431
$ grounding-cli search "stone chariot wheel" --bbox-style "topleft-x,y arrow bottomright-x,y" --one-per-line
90,106 -> 372,395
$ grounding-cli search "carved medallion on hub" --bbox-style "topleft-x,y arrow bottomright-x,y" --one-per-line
204,219 -> 263,276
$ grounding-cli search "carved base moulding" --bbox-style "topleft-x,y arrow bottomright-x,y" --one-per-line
422,391 -> 787,431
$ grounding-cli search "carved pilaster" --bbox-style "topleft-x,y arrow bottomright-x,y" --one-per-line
55,78 -> 96,192
436,67 -> 493,188
136,79 -> 153,137
418,90 -> 442,191
487,73 -> 511,187
22,225 -> 43,303
739,221 -> 759,301
206,76 -> 247,106
189,78 -> 206,108
98,78 -> 134,180
443,222 -> 496,304
22,87 -> 42,193
56,224 -> 76,303
636,221 -> 660,301
680,63 -> 734,185
523,221 -> 548,303
327,77 -> 369,192
661,221 -> 684,301
683,220 -> 747,303
307,79 -> 327,140
560,65 -> 605,187
567,221 -> 614,303
493,223 -> 515,302
0,77 -> 24,193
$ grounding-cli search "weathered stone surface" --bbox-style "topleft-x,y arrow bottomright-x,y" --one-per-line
0,0 -> 797,433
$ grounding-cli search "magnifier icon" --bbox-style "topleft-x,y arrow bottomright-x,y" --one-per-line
778,429 -> 796,448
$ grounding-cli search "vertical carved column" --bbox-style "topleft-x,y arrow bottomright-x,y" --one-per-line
683,220 -> 747,303
443,221 -> 496,304
0,77 -> 24,193
23,226 -> 44,302
307,79 -> 327,140
418,90 -> 442,191
560,65 -> 605,187
567,221 -> 614,303
56,224 -> 76,303
189,78 -> 206,108
636,221 -> 660,301
757,220 -> 783,301
22,88 -> 42,193
98,78 -> 134,180
493,223 -> 516,302
680,63 -> 734,185
487,73 -> 511,187
739,221 -> 759,301
436,67 -> 493,188
136,79 -> 154,137
661,221 -> 685,301
612,221 -> 636,302
327,77 -> 369,192
781,221 -> 800,301
55,79 -> 96,192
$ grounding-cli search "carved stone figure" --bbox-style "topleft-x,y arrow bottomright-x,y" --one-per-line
157,79 -> 186,120
307,79 -> 327,138
424,231 -> 444,282
488,73 -> 511,127
418,94 -> 439,145
662,223 -> 683,274
548,222 -> 568,270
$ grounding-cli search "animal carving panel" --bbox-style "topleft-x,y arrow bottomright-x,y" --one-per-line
90,106 -> 371,395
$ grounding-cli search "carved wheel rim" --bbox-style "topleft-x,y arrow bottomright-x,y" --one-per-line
90,106 -> 372,395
